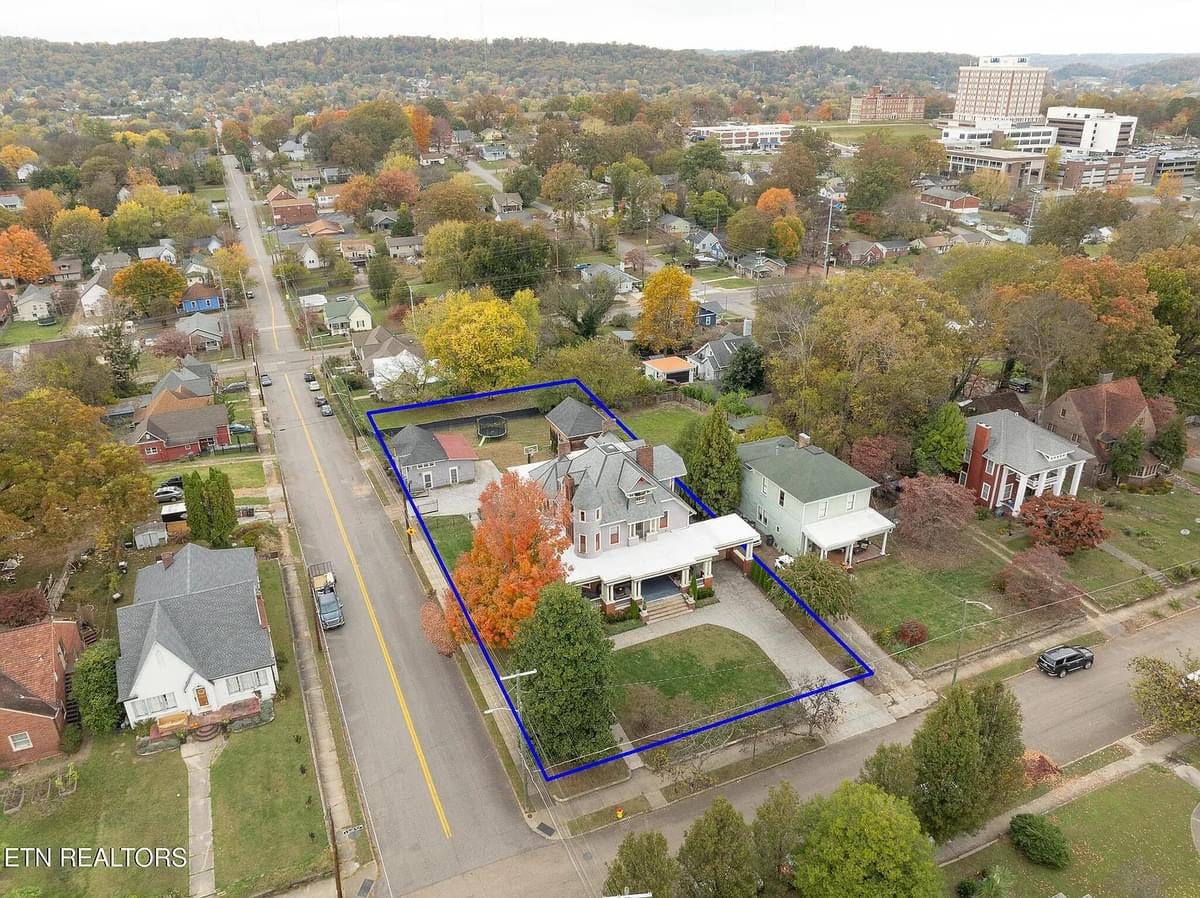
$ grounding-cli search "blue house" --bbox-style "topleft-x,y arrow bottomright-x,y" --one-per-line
179,283 -> 223,314
696,301 -> 722,328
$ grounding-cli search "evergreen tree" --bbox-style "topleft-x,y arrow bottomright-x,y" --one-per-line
914,402 -> 967,475
604,831 -> 679,898
368,253 -> 396,302
677,797 -> 757,898
791,782 -> 942,898
1151,417 -> 1187,468
511,582 -> 615,767
98,324 -> 141,396
388,276 -> 410,309
687,407 -> 742,515
972,682 -> 1025,812
72,639 -> 121,733
184,471 -> 211,542
1110,424 -> 1146,483
910,685 -> 987,842
723,342 -> 765,393
206,469 -> 237,548
389,203 -> 415,237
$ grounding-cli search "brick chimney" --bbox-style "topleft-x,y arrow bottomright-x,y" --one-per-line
965,422 -> 992,498
972,422 -> 991,456
161,551 -> 175,570
635,445 -> 655,474
796,432 -> 811,448
561,475 -> 577,539
1097,371 -> 1114,385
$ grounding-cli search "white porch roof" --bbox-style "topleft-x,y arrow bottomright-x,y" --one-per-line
802,508 -> 895,552
563,514 -> 760,587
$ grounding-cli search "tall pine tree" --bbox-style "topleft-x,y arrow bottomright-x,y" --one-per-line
206,469 -> 237,548
972,682 -> 1025,812
687,407 -> 742,515
911,685 -> 987,842
183,471 -> 211,542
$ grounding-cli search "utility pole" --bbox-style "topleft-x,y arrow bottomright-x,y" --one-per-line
951,599 -> 993,686
486,669 -> 538,809
822,193 -> 835,279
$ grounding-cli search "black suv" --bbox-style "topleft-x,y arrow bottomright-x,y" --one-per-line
1037,645 -> 1094,678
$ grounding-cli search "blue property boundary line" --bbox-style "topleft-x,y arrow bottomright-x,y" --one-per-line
367,378 -> 875,782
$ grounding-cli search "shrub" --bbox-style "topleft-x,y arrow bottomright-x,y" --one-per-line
956,879 -> 980,898
72,639 -> 121,734
680,384 -> 714,403
874,625 -> 899,649
897,619 -> 929,647
0,587 -> 50,627
695,586 -> 714,601
1009,813 -> 1071,869
59,723 -> 83,754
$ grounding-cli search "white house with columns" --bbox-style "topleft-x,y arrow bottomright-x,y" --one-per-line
960,410 -> 1093,515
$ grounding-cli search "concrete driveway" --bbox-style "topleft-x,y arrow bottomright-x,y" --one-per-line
424,460 -> 502,520
611,562 -> 894,741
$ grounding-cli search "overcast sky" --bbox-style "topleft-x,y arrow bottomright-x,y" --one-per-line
6,0 -> 1194,55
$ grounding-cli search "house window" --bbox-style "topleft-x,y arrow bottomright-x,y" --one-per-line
981,483 -> 992,501
761,476 -> 767,495
1059,407 -> 1067,417
227,669 -> 270,693
144,446 -> 159,456
595,531 -> 601,551
578,534 -> 587,554
958,471 -> 968,485
131,692 -> 177,718
578,510 -> 586,522
984,459 -> 996,475
610,527 -> 620,545
8,731 -> 32,752
1070,433 -> 1080,444
778,490 -> 785,508
818,500 -> 828,519
846,493 -> 856,512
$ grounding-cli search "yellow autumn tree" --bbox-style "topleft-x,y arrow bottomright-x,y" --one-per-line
0,145 -> 38,169
0,225 -> 52,283
379,152 -> 419,173
634,265 -> 697,353
419,289 -> 534,393
756,187 -> 797,217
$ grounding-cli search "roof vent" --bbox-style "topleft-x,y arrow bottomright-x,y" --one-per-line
804,445 -> 825,455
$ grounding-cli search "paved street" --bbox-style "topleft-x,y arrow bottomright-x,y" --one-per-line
411,606 -> 1200,897
221,157 -> 548,896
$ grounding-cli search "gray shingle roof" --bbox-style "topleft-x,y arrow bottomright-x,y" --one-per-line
692,334 -> 752,370
151,366 -> 212,399
738,436 -> 877,503
546,397 -> 606,439
136,405 -> 229,447
388,424 -> 447,468
176,312 -> 223,338
965,410 -> 1093,474
116,546 -> 271,701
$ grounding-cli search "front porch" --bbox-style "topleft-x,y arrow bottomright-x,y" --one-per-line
802,507 -> 895,570
148,696 -> 263,740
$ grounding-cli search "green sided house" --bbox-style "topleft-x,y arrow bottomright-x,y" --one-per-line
322,296 -> 373,336
738,435 -> 894,567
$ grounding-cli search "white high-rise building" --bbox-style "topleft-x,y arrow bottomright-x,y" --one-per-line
1045,107 -> 1138,156
953,56 -> 1048,121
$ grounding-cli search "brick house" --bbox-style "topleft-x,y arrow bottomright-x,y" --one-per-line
961,410 -> 1092,515
131,396 -> 231,463
270,198 -> 318,226
920,188 -> 981,214
0,620 -> 86,768
835,240 -> 886,266
1042,374 -> 1165,485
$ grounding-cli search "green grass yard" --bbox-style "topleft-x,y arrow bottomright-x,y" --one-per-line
0,318 -> 68,346
609,624 -> 791,728
941,766 -> 1200,897
1088,486 -> 1200,572
620,403 -> 705,452
424,514 -> 475,569
150,456 -> 266,490
1065,546 -> 1161,609
0,734 -> 189,898
210,561 -> 331,898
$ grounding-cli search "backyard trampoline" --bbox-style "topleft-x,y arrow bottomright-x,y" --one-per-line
476,415 -> 508,440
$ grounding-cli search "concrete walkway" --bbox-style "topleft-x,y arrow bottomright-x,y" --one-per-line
611,564 -> 895,741
937,733 -> 1194,864
1099,540 -> 1170,588
182,738 -> 223,898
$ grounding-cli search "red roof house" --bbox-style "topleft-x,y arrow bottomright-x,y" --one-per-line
0,619 -> 86,767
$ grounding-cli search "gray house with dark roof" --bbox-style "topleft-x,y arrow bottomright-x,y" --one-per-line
387,425 -> 477,490
738,436 -> 894,565
546,397 -> 607,452
116,545 -> 277,727
689,334 -> 752,382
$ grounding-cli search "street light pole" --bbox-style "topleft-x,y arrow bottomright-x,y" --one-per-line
486,668 -> 538,808
951,599 -> 994,686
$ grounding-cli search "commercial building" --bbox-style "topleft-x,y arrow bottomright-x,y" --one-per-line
953,56 -> 1048,121
1061,154 -> 1157,190
939,118 -> 1058,154
943,146 -> 1046,189
1045,106 -> 1137,155
848,86 -> 926,123
688,123 -> 795,150
1152,148 -> 1200,181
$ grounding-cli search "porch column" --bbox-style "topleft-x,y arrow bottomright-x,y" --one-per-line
845,543 -> 855,566
680,567 -> 690,587
1034,470 -> 1048,497
820,548 -> 828,560
1052,464 -> 1066,496
880,529 -> 889,555
702,558 -> 712,578
993,466 -> 1007,508
1011,472 -> 1030,515
1069,461 -> 1084,496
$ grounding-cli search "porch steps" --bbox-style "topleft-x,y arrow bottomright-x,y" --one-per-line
80,623 -> 99,647
62,671 -> 81,727
191,724 -> 222,742
641,594 -> 693,624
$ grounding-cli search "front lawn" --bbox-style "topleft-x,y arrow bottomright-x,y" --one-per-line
1065,546 -> 1160,609
210,560 -> 330,898
620,403 -> 705,452
150,457 -> 267,490
0,734 -> 189,898
941,766 -> 1200,897
1088,486 -> 1200,572
852,543 -> 1076,669
609,624 -> 790,738
0,318 -> 68,346
424,514 -> 474,569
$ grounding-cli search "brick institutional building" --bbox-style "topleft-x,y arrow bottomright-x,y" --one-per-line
848,86 -> 926,123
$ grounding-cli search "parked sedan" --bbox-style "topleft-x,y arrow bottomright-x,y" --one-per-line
259,373 -> 273,387
307,379 -> 321,392
158,475 -> 184,490
319,403 -> 335,417
314,393 -> 328,406
154,485 -> 184,504
303,371 -> 317,383
229,422 -> 254,435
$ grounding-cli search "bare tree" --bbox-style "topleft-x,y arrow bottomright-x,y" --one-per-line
1007,292 -> 1099,412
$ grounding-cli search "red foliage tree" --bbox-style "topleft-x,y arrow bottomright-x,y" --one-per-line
1000,545 -> 1078,608
151,330 -> 193,359
0,588 -> 50,627
1018,494 -> 1109,555
447,471 -> 569,648
420,601 -> 457,656
897,619 -> 929,647
850,434 -> 902,483
377,169 -> 421,207
896,473 -> 976,562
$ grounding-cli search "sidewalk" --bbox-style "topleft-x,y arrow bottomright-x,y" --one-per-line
937,732 -> 1196,863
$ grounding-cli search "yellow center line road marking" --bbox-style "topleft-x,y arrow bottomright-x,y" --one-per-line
284,376 -> 453,838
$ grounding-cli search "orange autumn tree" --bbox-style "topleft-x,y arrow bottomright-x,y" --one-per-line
0,224 -> 52,283
446,470 -> 569,648
756,186 -> 797,218
407,105 -> 434,153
